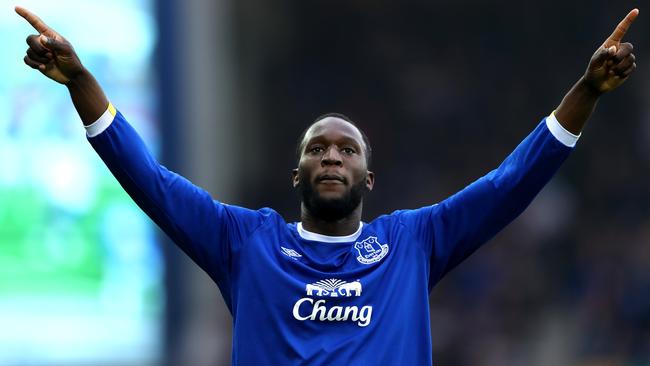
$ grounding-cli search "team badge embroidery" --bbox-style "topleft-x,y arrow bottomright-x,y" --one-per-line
353,236 -> 389,264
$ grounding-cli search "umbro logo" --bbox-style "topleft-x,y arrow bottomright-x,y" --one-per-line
281,246 -> 302,260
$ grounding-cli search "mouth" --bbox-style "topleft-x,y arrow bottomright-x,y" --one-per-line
316,174 -> 346,184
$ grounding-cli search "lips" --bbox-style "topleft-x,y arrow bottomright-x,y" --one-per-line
317,174 -> 346,184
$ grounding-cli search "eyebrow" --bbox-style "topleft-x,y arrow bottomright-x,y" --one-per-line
304,135 -> 363,150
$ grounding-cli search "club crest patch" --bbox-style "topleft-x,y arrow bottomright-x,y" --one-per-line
353,236 -> 389,264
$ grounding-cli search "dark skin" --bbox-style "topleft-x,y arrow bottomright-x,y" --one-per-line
293,118 -> 375,235
16,6 -> 107,125
556,9 -> 639,133
17,6 -> 639,236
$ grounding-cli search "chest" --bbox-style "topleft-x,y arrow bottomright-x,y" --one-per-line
229,223 -> 428,328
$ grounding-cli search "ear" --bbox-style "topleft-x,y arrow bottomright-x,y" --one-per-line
365,171 -> 375,191
292,168 -> 300,188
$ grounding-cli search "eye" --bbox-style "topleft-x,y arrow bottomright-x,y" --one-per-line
341,147 -> 356,155
308,146 -> 324,154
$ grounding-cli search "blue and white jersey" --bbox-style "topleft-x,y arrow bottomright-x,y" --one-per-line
86,105 -> 577,365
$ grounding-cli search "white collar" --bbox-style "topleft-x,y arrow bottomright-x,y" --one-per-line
297,222 -> 363,243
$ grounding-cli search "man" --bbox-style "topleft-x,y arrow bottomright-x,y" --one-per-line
16,6 -> 638,365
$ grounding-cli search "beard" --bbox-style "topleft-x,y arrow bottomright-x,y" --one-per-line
297,175 -> 368,222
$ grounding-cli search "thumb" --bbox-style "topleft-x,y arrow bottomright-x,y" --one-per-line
39,35 -> 67,53
591,45 -> 616,67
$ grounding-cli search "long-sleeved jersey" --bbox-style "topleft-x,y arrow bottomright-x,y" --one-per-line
86,105 -> 577,365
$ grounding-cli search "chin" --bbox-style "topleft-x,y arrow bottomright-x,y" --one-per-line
316,189 -> 349,198
298,176 -> 365,220
315,191 -> 350,203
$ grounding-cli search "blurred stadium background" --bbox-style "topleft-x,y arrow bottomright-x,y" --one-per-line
2,0 -> 648,365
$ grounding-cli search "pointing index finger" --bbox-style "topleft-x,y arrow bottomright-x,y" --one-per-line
604,8 -> 639,47
15,6 -> 50,33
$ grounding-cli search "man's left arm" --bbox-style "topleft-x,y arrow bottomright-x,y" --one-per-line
400,9 -> 639,286
556,9 -> 638,134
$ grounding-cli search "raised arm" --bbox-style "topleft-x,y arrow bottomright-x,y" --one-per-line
555,9 -> 638,134
399,9 -> 640,286
17,7 -> 268,287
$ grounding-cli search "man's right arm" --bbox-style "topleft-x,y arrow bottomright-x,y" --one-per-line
16,7 -> 267,285
85,106 -> 268,283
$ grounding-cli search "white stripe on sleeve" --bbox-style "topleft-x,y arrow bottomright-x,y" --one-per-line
85,103 -> 116,138
545,111 -> 580,148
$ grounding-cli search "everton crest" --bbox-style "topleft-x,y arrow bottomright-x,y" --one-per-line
353,236 -> 389,265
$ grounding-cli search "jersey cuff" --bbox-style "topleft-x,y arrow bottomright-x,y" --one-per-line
545,111 -> 580,148
85,103 -> 117,138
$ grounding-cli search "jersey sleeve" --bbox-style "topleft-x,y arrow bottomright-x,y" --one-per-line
397,114 -> 576,288
86,106 -> 269,285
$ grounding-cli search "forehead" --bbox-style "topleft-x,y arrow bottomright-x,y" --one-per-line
302,117 -> 365,147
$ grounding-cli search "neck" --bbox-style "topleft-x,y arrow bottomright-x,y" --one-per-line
300,202 -> 363,236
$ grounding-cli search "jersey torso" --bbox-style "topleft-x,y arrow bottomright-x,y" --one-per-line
227,211 -> 433,366
87,111 -> 575,365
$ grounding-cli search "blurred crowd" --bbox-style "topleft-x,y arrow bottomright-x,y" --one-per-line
232,0 -> 650,364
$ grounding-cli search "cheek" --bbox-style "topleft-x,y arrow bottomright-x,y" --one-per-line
351,168 -> 369,183
297,161 -> 317,180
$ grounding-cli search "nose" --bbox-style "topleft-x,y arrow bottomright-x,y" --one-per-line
321,146 -> 343,166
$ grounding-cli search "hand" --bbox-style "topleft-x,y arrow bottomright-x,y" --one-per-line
16,6 -> 85,84
583,9 -> 639,95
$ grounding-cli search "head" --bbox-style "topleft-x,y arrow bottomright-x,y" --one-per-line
293,113 -> 375,221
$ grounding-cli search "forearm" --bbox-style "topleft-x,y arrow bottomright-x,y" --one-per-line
65,69 -> 109,125
554,77 -> 601,135
89,111 -> 222,258
421,117 -> 574,282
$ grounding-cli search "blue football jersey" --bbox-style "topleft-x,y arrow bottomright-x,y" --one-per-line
87,106 -> 575,365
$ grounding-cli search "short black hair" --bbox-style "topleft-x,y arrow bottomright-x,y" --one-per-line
295,113 -> 372,167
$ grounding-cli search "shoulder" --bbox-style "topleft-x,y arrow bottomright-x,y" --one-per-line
211,205 -> 291,246
221,204 -> 282,221
365,205 -> 440,230
387,205 -> 441,224
214,204 -> 287,234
